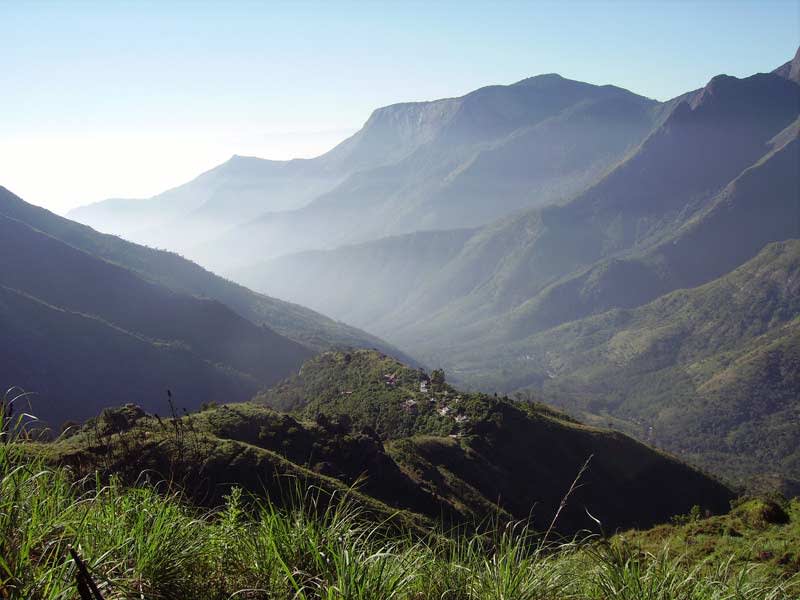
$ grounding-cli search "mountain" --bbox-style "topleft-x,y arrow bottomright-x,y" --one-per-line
70,75 -> 661,271
43,349 -> 734,536
239,69 -> 800,349
235,228 -> 476,328
391,71 -> 800,350
0,188 -> 414,425
67,89 -> 472,247
0,211 -> 310,426
0,186 -> 407,358
455,241 -> 800,484
67,156 -> 348,250
774,45 -> 800,84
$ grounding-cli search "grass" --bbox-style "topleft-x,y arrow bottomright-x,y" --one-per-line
619,496 -> 800,583
3,449 -> 797,599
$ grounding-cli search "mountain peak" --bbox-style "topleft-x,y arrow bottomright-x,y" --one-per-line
514,72 -> 565,84
689,71 -> 798,114
773,46 -> 800,83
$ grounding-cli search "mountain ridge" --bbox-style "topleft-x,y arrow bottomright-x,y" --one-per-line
247,68 -> 799,350
1,186 -> 408,360
70,73 -> 662,270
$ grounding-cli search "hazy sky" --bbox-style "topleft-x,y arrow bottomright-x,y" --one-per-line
1,1 -> 798,214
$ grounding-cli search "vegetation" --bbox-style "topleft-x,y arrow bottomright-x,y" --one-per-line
256,350 -> 487,439
253,350 -> 735,533
620,496 -> 800,584
1,346 -> 732,540
468,240 -> 800,491
2,442 -> 797,599
27,393 -> 731,538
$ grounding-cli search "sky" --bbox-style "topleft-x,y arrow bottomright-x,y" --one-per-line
1,1 -> 798,214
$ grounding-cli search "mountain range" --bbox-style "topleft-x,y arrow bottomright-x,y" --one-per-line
52,48 -> 800,490
72,74 -> 668,271
241,59 -> 799,487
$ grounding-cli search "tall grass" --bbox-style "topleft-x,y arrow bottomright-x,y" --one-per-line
1,399 -> 797,599
581,540 -> 796,600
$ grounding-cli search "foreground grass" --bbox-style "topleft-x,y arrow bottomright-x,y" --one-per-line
2,439 -> 797,600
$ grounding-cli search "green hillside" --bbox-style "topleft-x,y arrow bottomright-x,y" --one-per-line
458,241 -> 800,487
254,349 -> 733,533
33,403 -> 441,529
620,496 -> 800,582
11,352 -> 796,597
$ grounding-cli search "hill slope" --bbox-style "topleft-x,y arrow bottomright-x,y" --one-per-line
41,350 -> 733,536
0,186 -> 407,358
0,188 -> 415,425
0,211 -> 312,425
461,241 -> 800,486
253,349 -> 733,533
0,285 -> 260,426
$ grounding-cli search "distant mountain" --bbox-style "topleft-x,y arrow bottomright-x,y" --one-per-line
235,228 -> 476,328
240,70 -> 800,348
0,188 -> 413,425
71,75 -> 661,271
67,155 -> 348,250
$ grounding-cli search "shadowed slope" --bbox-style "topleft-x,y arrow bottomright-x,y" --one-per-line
0,186 -> 410,359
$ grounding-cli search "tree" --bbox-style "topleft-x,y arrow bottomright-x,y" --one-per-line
431,369 -> 446,390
